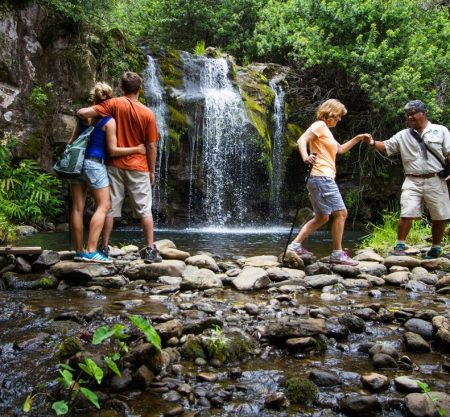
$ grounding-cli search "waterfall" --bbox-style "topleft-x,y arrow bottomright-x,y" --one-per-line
269,79 -> 286,221
143,55 -> 169,215
182,52 -> 254,227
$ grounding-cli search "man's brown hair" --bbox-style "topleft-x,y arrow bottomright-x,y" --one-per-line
120,71 -> 142,95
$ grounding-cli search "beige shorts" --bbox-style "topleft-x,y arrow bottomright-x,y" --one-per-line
400,175 -> 450,220
107,166 -> 152,218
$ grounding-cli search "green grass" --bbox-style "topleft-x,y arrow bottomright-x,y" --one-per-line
360,208 -> 449,254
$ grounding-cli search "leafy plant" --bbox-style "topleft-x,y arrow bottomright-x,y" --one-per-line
0,134 -> 62,227
417,381 -> 447,417
360,206 -> 449,254
194,40 -> 206,55
208,325 -> 229,357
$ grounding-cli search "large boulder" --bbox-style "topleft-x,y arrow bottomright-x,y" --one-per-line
404,392 -> 450,417
181,265 -> 223,290
232,267 -> 271,291
50,261 -> 117,280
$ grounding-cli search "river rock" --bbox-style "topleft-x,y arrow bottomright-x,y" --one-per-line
331,264 -> 360,278
369,344 -> 400,360
133,365 -> 154,388
436,274 -> 450,289
120,244 -> 139,254
309,370 -> 341,387
421,257 -> 450,271
266,267 -> 292,281
403,332 -> 430,352
353,308 -> 379,321
232,267 -> 271,291
244,303 -> 260,315
358,262 -> 388,277
152,321 -> 181,343
181,265 -> 223,290
279,250 -> 305,269
237,255 -> 279,268
372,353 -> 398,369
390,265 -> 409,272
359,273 -> 385,286
383,271 -> 410,286
263,318 -> 326,340
286,337 -> 316,351
265,392 -> 289,409
393,376 -> 421,392
3,272 -> 58,289
16,225 -> 38,236
154,239 -> 177,250
433,316 -> 450,351
33,250 -> 60,269
86,275 -> 128,288
405,392 -> 450,417
354,251 -> 384,262
282,268 -> 306,279
159,247 -> 191,261
123,260 -> 186,281
384,255 -> 421,268
305,262 -> 332,276
111,368 -> 133,392
360,373 -> 389,391
304,274 -> 340,288
340,395 -> 381,416
338,314 -> 366,333
342,278 -> 372,289
404,318 -> 434,340
405,280 -> 429,293
107,246 -> 126,257
325,321 -> 350,340
411,271 -> 438,285
185,254 -> 219,272
15,257 -> 32,273
51,260 -> 117,280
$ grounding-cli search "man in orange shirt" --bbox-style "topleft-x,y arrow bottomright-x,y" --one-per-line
77,72 -> 162,263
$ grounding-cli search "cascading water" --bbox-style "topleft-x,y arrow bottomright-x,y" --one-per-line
182,52 -> 255,227
269,79 -> 285,221
143,55 -> 169,215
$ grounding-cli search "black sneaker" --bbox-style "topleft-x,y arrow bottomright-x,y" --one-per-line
424,247 -> 442,259
144,245 -> 162,264
99,245 -> 110,257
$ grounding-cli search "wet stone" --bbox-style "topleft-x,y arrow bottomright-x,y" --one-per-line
185,254 -> 219,272
384,256 -> 421,268
163,404 -> 185,417
286,337 -> 317,351
404,318 -> 434,340
305,262 -> 332,276
340,395 -> 381,416
114,299 -> 145,309
369,344 -> 399,360
338,314 -> 366,334
197,372 -> 218,382
360,372 -> 389,392
232,267 -> 271,291
15,257 -> 32,273
304,274 -> 340,288
405,280 -> 429,293
244,303 -> 259,315
265,392 -> 289,409
372,353 -> 398,369
331,264 -> 360,278
111,368 -> 132,392
393,376 -> 422,392
404,332 -> 430,352
309,370 -> 342,387
383,271 -> 410,286
33,250 -> 60,269
405,392 -> 450,417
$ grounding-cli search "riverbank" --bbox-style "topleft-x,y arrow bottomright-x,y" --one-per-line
1,240 -> 449,417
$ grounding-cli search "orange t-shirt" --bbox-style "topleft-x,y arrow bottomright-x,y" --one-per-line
94,97 -> 158,172
308,120 -> 339,178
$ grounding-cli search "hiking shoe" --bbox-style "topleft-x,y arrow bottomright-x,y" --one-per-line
329,250 -> 359,266
424,247 -> 442,259
99,245 -> 110,257
288,243 -> 314,256
390,243 -> 406,256
73,252 -> 84,261
80,251 -> 113,264
144,245 -> 162,264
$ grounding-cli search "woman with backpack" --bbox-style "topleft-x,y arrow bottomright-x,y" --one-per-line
69,82 -> 146,263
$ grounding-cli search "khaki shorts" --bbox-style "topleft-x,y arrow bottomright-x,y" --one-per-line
107,166 -> 152,218
400,175 -> 450,220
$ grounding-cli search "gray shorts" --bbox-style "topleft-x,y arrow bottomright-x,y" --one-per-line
307,176 -> 346,215
108,166 -> 152,218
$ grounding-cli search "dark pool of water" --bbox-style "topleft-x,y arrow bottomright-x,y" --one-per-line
17,226 -> 366,259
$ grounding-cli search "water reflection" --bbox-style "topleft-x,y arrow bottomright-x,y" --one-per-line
17,227 -> 365,259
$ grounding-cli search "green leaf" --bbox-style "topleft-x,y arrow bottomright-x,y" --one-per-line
52,400 -> 69,415
59,370 -> 73,389
111,352 -> 121,361
59,363 -> 75,372
129,315 -> 161,350
23,394 -> 33,412
105,356 -> 122,377
79,358 -> 103,384
80,387 -> 100,409
112,323 -> 129,340
92,326 -> 116,345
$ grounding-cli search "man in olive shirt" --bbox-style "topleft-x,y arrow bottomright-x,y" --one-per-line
364,100 -> 450,258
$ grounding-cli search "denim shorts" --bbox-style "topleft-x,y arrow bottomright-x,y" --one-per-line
68,159 -> 109,190
306,176 -> 346,215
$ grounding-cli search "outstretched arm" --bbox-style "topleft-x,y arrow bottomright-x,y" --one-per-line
362,135 -> 387,152
105,119 -> 146,157
337,134 -> 371,154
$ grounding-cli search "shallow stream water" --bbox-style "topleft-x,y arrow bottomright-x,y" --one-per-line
2,228 -> 448,416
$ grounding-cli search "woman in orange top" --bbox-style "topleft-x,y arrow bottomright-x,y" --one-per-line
288,99 -> 370,265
